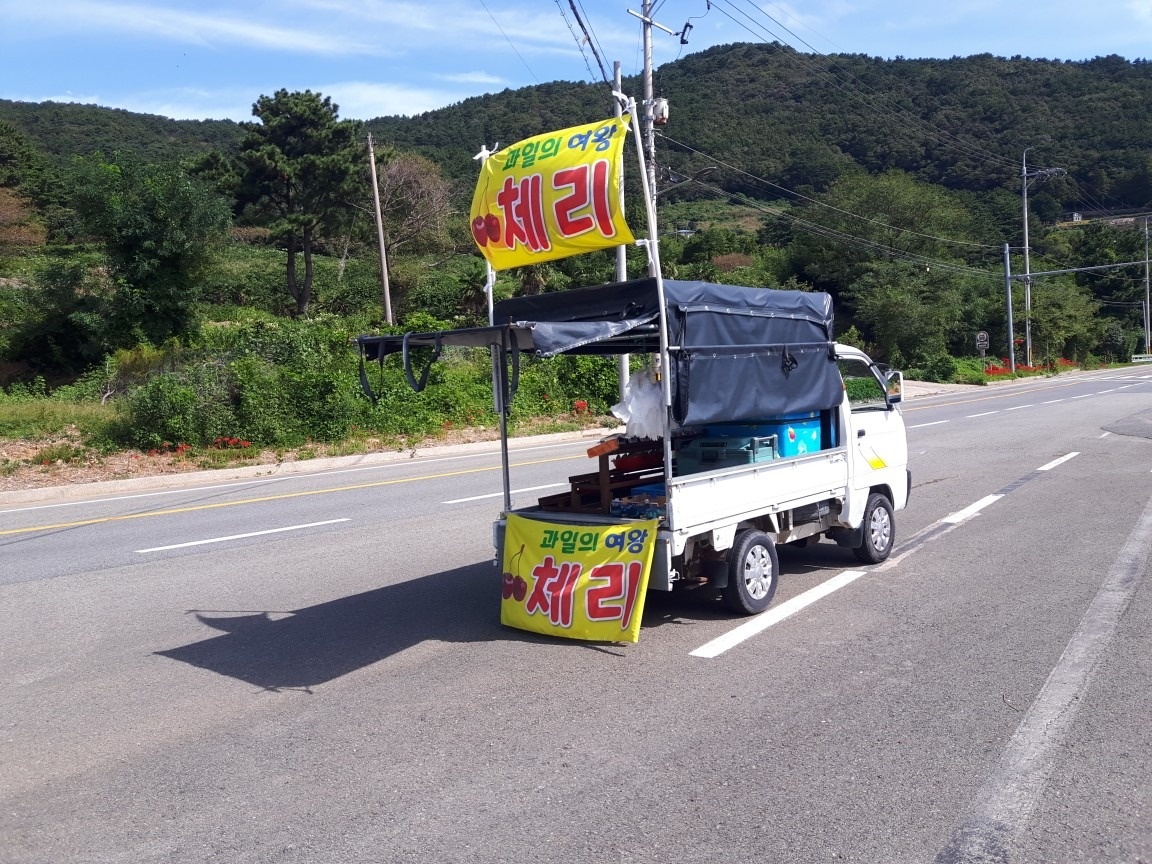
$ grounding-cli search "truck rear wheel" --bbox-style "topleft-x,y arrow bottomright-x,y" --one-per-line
723,530 -> 779,615
853,492 -> 894,564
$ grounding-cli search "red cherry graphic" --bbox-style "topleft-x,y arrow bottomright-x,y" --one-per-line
512,575 -> 528,601
788,427 -> 796,441
472,215 -> 489,247
485,213 -> 501,243
501,572 -> 515,599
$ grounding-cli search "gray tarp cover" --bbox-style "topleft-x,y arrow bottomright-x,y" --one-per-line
357,277 -> 844,423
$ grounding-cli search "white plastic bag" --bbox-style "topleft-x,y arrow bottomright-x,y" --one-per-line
611,368 -> 664,440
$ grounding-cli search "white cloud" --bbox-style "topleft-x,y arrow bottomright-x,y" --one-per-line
320,81 -> 475,118
435,71 -> 506,85
5,0 -> 385,55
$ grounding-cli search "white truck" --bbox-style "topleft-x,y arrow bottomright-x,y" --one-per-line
357,276 -> 909,615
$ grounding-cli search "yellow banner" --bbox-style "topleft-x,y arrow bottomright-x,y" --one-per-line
470,117 -> 635,270
500,514 -> 657,643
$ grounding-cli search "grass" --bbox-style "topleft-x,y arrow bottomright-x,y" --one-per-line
0,400 -> 121,440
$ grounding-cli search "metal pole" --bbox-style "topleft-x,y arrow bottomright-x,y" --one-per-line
614,61 -> 630,402
1004,243 -> 1016,374
1145,216 -> 1150,353
1022,148 -> 1032,367
641,0 -> 657,206
366,134 -> 393,325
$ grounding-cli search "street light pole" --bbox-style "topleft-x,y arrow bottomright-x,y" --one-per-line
1145,216 -> 1151,353
1022,148 -> 1033,368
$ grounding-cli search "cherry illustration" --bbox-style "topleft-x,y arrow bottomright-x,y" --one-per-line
472,215 -> 489,247
501,571 -> 515,599
512,575 -> 528,601
485,213 -> 501,243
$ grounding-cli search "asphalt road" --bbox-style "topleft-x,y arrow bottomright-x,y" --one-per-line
1,368 -> 1150,863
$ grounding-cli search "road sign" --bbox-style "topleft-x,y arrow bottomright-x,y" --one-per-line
976,331 -> 990,349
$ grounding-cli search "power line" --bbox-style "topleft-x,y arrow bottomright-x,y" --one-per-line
657,131 -> 1002,251
480,0 -> 539,83
707,0 -> 1020,171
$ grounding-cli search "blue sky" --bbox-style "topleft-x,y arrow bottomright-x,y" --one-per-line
2,0 -> 1151,122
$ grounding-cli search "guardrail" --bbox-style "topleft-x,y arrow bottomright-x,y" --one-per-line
1132,354 -> 1152,363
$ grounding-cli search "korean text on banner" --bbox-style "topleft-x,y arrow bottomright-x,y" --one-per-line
500,514 -> 657,643
470,117 -> 635,271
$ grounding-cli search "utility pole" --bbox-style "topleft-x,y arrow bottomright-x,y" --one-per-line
1021,148 -> 1065,367
1145,216 -> 1150,353
1003,243 -> 1016,374
366,134 -> 393,325
628,3 -> 673,206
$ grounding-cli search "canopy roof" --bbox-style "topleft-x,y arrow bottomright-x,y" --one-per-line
356,278 -> 843,423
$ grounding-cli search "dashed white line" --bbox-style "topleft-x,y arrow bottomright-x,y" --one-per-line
690,570 -> 867,658
1037,452 -> 1079,471
909,420 -> 949,429
1100,431 -> 1112,438
966,411 -> 999,418
444,483 -> 567,504
942,494 -> 1004,525
136,519 -> 349,553
1005,404 -> 1034,411
1041,399 -> 1065,404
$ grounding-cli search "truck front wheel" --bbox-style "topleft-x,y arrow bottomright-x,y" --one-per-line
853,493 -> 894,564
724,530 -> 779,615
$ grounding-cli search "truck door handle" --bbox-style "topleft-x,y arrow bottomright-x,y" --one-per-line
857,429 -> 866,437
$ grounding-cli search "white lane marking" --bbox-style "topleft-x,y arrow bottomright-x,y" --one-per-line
690,570 -> 867,658
1005,404 -> 1034,410
942,494 -> 1004,524
1100,431 -> 1112,438
935,492 -> 1152,860
966,411 -> 999,418
909,420 -> 948,429
1071,393 -> 1093,398
1041,399 -> 1064,404
1099,388 -> 1117,394
444,483 -> 567,504
136,519 -> 349,553
1037,452 -> 1079,471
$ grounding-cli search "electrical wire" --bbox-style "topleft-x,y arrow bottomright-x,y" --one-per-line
657,131 -> 1002,250
686,178 -> 1001,279
568,0 -> 611,84
707,0 -> 1020,171
479,0 -> 539,83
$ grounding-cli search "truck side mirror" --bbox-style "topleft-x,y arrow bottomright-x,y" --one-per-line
885,370 -> 904,405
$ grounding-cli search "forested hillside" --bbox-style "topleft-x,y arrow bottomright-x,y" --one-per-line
1,45 -> 1150,464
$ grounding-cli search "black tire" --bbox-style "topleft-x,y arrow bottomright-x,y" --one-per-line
853,492 -> 894,564
723,529 -> 779,615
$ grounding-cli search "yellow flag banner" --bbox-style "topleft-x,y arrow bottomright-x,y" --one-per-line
500,514 -> 657,643
470,117 -> 635,270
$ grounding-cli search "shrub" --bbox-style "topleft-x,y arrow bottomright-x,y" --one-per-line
922,354 -> 957,383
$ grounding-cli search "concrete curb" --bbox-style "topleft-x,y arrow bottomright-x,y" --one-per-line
0,426 -> 626,507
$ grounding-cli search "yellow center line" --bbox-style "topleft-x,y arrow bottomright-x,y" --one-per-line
0,454 -> 578,537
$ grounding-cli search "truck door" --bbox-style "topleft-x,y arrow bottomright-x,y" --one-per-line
836,351 -> 909,519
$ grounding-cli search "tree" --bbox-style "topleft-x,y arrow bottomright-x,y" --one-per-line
238,90 -> 362,317
68,153 -> 232,348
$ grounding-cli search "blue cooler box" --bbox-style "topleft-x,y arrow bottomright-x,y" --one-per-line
704,412 -> 822,458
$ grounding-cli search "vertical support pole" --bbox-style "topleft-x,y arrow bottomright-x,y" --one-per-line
1004,243 -> 1016,374
614,61 -> 630,402
367,134 -> 393,325
1144,216 -> 1150,354
641,0 -> 658,207
1021,149 -> 1032,368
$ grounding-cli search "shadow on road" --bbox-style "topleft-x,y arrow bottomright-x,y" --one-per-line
157,542 -> 864,688
157,562 -> 503,690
